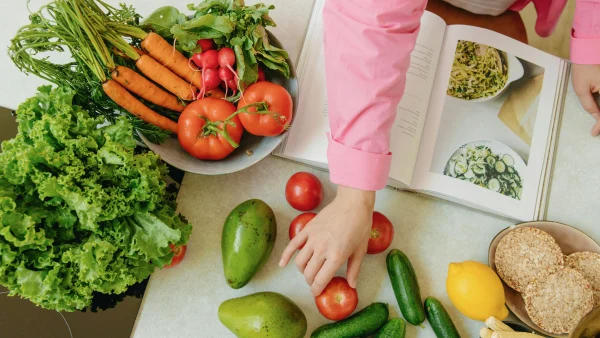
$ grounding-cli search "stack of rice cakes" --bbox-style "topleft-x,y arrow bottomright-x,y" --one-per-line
495,227 -> 600,335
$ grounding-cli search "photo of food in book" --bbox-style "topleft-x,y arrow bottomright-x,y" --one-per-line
430,39 -> 544,200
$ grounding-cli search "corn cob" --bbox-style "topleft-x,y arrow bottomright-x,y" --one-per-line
485,316 -> 514,331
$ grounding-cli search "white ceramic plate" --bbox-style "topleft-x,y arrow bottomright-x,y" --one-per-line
448,49 -> 524,103
488,221 -> 600,337
139,32 -> 298,175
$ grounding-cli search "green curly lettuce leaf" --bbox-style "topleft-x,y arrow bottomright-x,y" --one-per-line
0,86 -> 192,311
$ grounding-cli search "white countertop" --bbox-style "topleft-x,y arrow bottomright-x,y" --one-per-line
1,1 -> 599,337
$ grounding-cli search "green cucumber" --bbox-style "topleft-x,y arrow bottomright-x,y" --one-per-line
311,302 -> 389,338
386,249 -> 425,326
424,297 -> 461,338
375,318 -> 406,338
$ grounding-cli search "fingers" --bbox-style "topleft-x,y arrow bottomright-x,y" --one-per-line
304,254 -> 326,286
575,87 -> 600,116
311,259 -> 341,297
593,116 -> 600,136
294,246 -> 313,274
279,229 -> 309,267
346,251 -> 365,289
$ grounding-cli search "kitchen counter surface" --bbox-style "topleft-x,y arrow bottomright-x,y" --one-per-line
1,0 -> 598,337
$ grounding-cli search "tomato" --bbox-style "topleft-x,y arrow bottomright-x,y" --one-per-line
315,277 -> 359,321
204,88 -> 226,99
289,212 -> 317,249
367,211 -> 394,255
178,98 -> 243,160
285,172 -> 323,211
237,82 -> 293,136
164,244 -> 187,268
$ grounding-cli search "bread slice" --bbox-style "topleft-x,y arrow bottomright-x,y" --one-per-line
495,227 -> 563,292
566,251 -> 600,306
523,266 -> 594,334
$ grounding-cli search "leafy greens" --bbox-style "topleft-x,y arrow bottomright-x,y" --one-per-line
0,86 -> 192,311
143,0 -> 290,86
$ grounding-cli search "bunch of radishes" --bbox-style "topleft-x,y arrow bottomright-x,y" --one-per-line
192,39 -> 265,97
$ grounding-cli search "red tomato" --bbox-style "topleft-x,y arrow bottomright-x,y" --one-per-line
289,212 -> 317,249
237,82 -> 293,136
164,244 -> 187,268
315,277 -> 359,321
285,172 -> 323,211
178,98 -> 243,160
367,212 -> 394,254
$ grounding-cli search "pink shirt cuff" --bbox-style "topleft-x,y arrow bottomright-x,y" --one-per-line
571,30 -> 600,64
327,134 -> 392,191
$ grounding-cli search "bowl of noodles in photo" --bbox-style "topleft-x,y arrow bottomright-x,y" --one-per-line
446,40 -> 524,102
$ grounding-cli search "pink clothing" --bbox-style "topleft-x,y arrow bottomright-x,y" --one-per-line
323,0 -> 600,191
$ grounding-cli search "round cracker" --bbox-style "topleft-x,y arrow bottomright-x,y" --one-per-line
566,251 -> 600,306
494,227 -> 563,292
523,266 -> 594,334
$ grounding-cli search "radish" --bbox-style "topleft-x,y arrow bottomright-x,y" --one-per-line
226,79 -> 237,93
191,53 -> 202,68
201,50 -> 219,70
197,39 -> 215,51
203,68 -> 221,92
218,67 -> 234,82
218,47 -> 237,78
257,67 -> 265,82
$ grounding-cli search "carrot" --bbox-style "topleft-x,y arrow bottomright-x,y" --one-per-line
135,54 -> 197,101
102,80 -> 178,134
141,32 -> 203,89
111,66 -> 185,113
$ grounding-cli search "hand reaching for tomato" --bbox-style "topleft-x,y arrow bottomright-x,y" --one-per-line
280,185 -> 375,296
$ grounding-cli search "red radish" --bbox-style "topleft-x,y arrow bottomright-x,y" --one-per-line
218,47 -> 235,68
219,67 -> 234,81
203,68 -> 221,92
226,79 -> 237,93
258,67 -> 265,82
197,39 -> 215,51
201,50 -> 219,70
191,53 -> 202,68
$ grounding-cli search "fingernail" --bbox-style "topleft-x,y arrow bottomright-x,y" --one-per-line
279,259 -> 284,267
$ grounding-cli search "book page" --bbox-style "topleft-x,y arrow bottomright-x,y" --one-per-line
278,8 -> 447,187
412,25 -> 563,221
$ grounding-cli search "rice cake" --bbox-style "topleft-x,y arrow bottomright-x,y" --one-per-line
494,227 -> 563,292
566,251 -> 600,306
523,266 -> 594,334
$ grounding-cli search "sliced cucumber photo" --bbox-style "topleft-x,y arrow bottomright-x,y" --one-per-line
472,164 -> 486,175
488,178 -> 501,192
485,156 -> 496,166
494,160 -> 506,173
502,154 -> 514,166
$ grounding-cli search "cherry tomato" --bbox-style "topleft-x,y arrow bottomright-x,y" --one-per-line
164,244 -> 187,268
197,39 -> 215,51
178,98 -> 243,160
237,81 -> 293,136
315,277 -> 358,321
289,212 -> 317,249
367,211 -> 394,255
285,172 -> 323,211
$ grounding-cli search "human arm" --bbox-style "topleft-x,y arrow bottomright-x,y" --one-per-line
571,0 -> 600,136
279,0 -> 427,296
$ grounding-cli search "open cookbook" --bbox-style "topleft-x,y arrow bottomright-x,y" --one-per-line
274,0 -> 570,221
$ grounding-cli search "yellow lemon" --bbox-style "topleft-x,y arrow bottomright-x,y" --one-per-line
446,260 -> 509,321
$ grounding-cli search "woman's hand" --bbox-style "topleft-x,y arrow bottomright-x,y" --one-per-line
279,185 -> 374,296
572,63 -> 600,136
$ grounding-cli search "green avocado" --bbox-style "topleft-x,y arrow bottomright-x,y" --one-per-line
221,199 -> 277,289
218,292 -> 307,338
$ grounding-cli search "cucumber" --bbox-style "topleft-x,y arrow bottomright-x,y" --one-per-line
424,297 -> 461,338
375,318 -> 406,338
311,302 -> 389,338
386,249 -> 425,326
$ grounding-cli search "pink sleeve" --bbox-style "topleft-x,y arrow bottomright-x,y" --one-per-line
571,0 -> 600,64
323,0 -> 426,191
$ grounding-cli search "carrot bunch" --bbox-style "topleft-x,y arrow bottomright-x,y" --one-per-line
9,0 -> 208,137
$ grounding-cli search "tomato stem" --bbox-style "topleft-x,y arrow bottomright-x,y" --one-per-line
226,101 -> 287,126
198,115 -> 240,148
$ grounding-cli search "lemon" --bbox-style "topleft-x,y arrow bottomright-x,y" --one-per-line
446,260 -> 509,321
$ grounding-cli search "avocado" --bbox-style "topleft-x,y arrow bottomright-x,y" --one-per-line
218,292 -> 307,338
221,199 -> 277,289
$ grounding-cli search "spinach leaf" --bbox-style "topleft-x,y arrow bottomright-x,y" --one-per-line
142,6 -> 187,38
